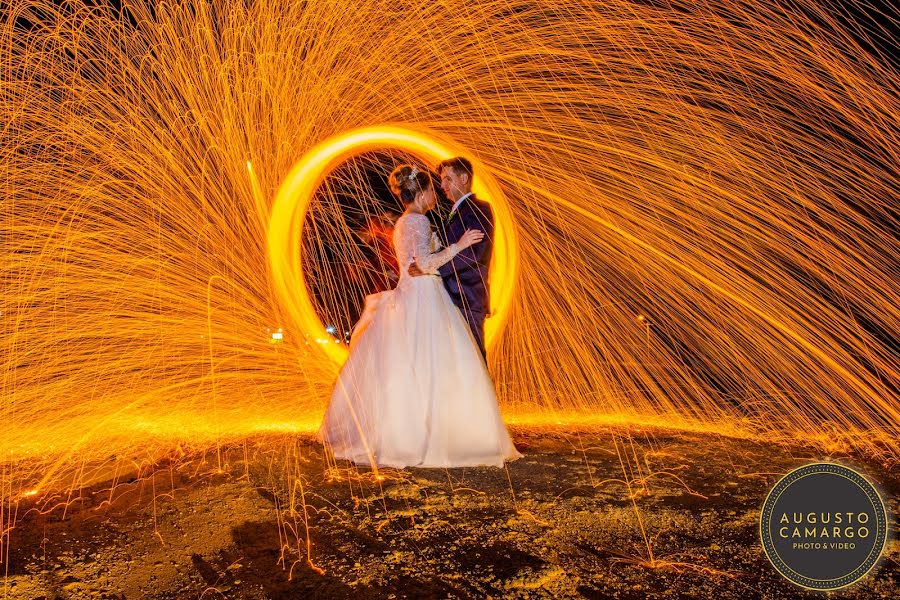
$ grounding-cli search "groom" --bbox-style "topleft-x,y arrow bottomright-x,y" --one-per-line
408,157 -> 493,360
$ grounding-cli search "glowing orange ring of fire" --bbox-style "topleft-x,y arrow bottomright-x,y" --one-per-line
267,125 -> 518,365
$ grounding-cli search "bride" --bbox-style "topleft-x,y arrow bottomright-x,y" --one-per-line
316,164 -> 522,468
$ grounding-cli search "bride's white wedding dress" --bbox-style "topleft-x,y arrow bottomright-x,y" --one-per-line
317,212 -> 522,468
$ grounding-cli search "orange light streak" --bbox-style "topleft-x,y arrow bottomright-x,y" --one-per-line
0,0 -> 896,506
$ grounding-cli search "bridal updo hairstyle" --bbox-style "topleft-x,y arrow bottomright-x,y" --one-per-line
388,164 -> 432,205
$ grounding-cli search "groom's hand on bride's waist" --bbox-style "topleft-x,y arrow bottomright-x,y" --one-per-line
408,263 -> 426,277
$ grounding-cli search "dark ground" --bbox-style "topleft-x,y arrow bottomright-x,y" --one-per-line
3,425 -> 898,599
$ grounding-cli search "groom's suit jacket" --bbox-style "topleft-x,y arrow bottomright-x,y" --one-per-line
436,194 -> 494,317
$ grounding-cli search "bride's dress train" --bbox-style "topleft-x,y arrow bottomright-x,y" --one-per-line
317,212 -> 522,468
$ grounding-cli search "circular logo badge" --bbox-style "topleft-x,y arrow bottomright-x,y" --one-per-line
760,462 -> 888,590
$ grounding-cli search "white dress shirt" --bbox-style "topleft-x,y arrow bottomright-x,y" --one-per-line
449,192 -> 473,216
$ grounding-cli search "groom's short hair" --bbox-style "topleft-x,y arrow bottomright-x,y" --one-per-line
437,157 -> 473,180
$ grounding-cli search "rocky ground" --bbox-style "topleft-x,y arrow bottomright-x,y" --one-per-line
3,425 -> 899,599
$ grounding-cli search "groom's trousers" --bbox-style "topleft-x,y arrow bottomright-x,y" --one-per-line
465,310 -> 487,362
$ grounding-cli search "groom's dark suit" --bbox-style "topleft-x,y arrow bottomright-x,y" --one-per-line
436,193 -> 494,360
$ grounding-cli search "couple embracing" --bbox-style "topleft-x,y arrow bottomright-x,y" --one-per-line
317,157 -> 522,468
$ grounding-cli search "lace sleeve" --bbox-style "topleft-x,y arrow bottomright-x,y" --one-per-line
395,214 -> 458,275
